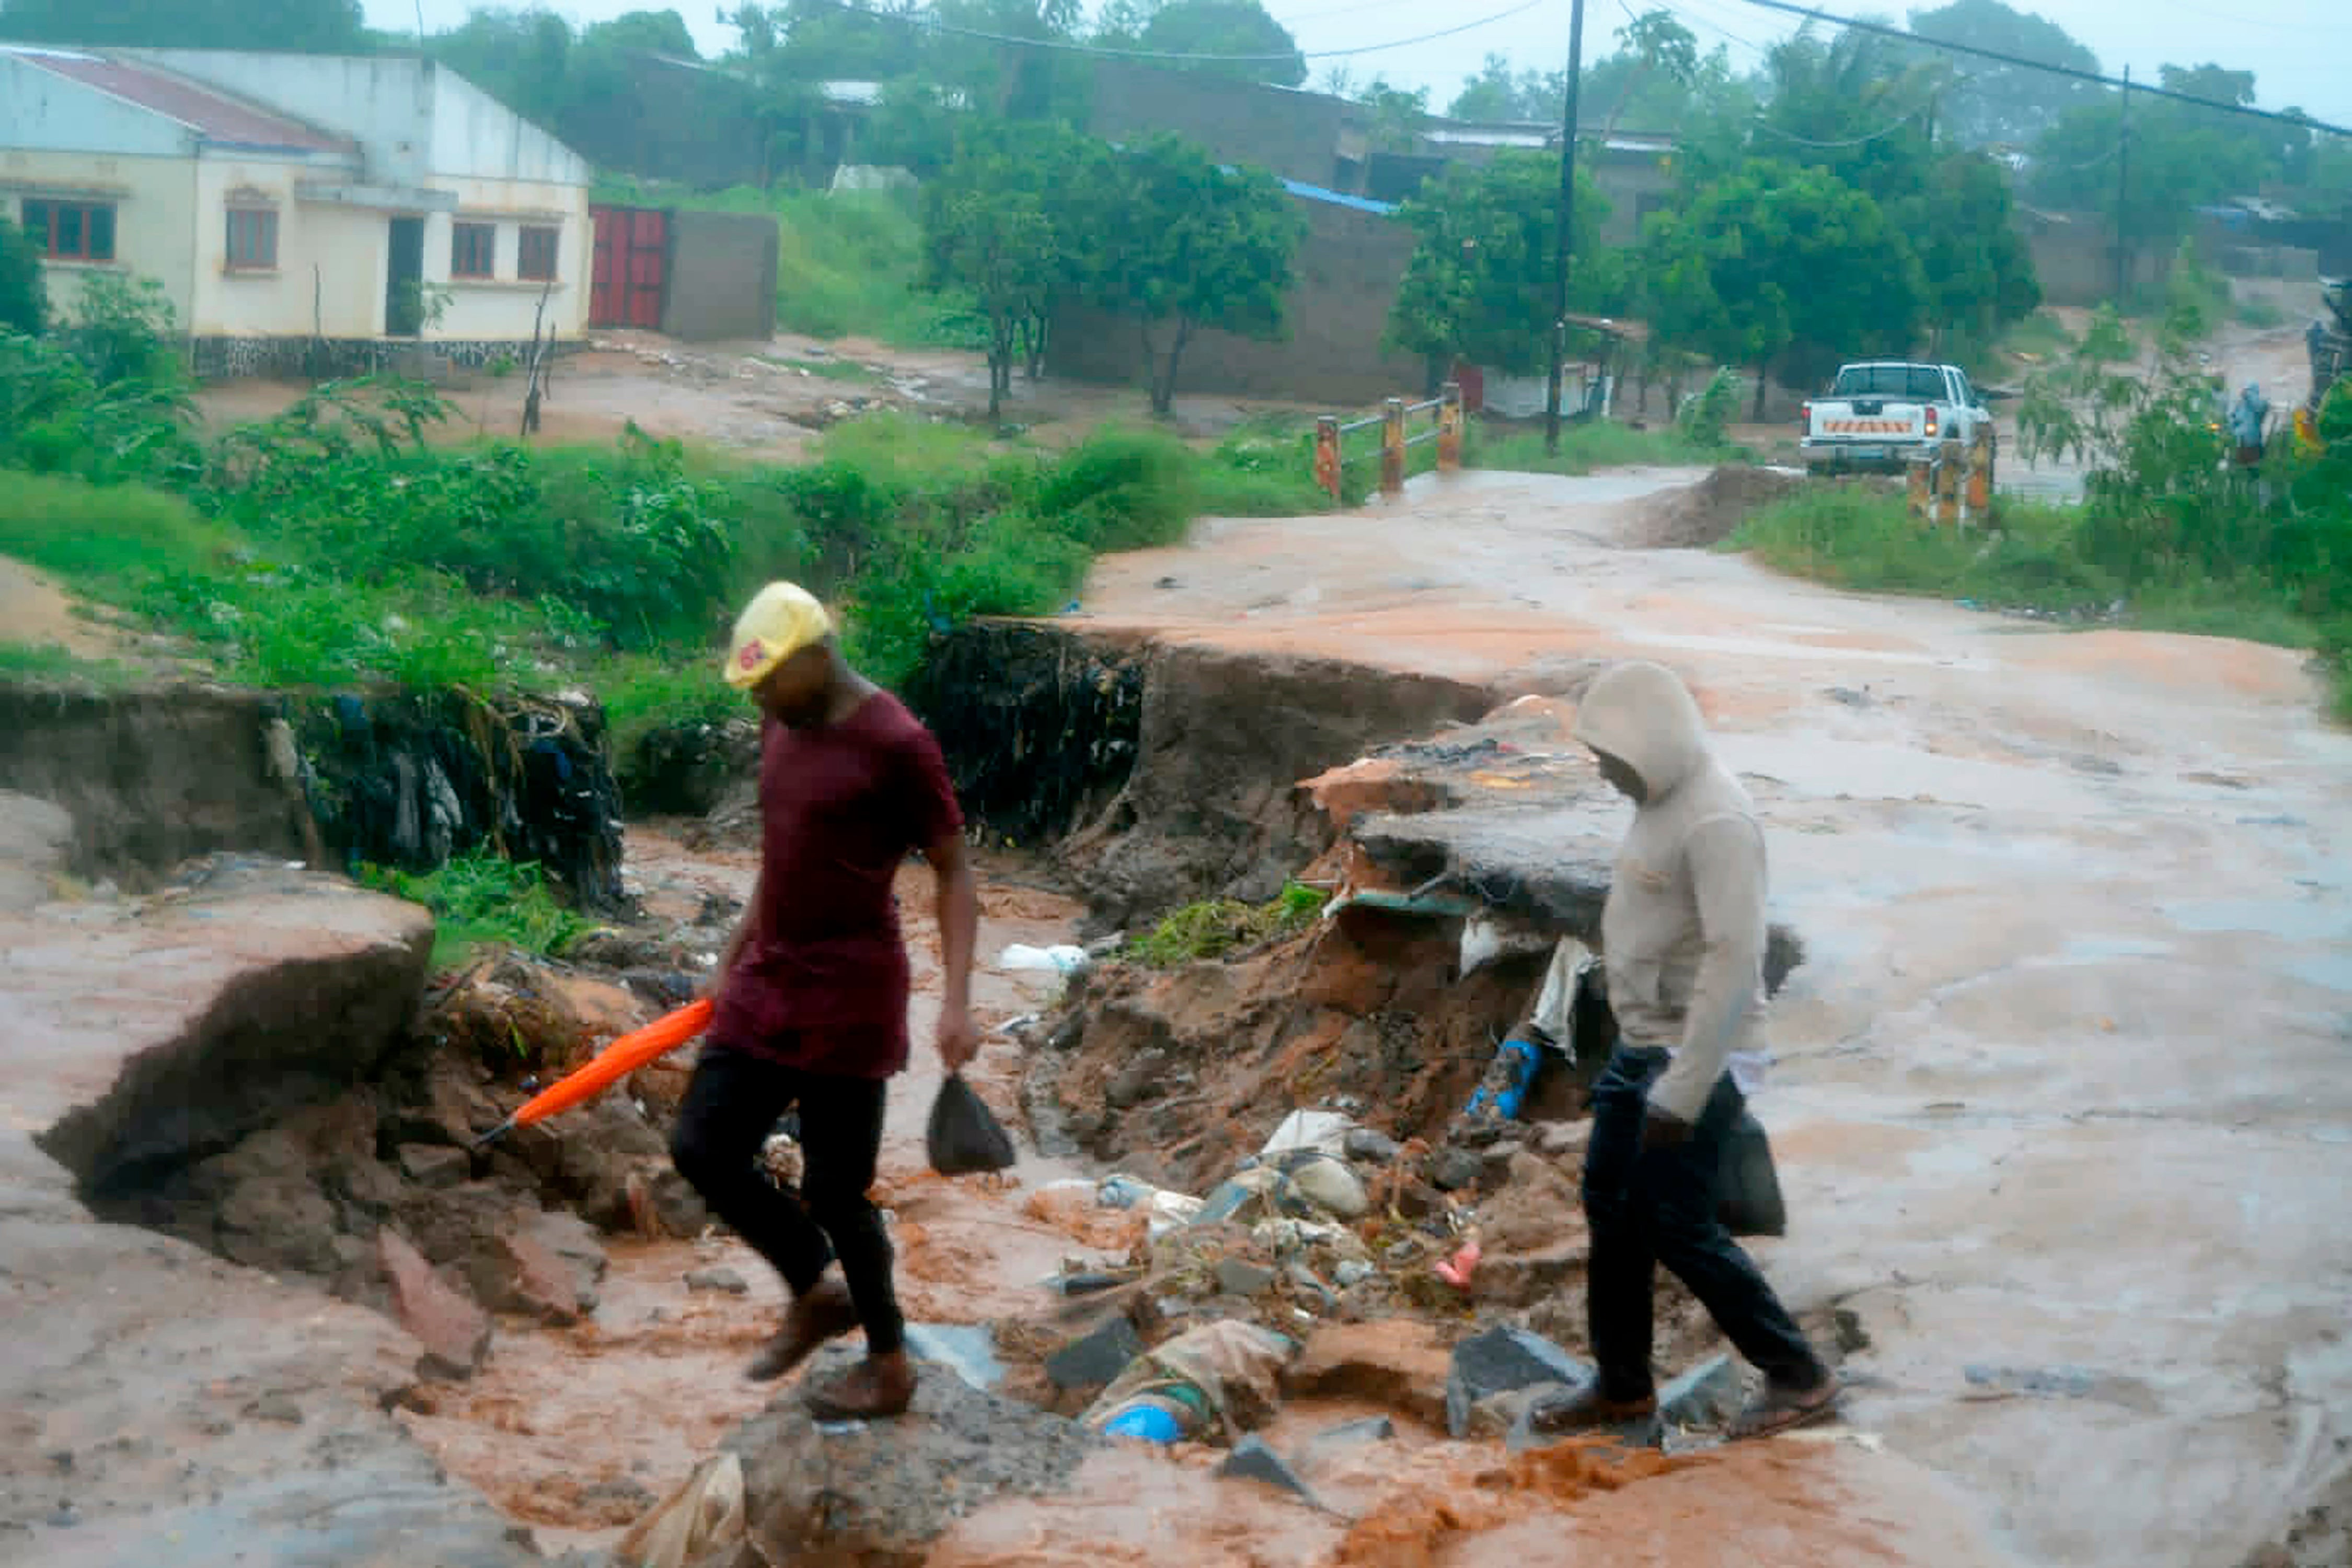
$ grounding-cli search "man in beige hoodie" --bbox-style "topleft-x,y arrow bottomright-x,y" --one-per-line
1532,660 -> 1838,1440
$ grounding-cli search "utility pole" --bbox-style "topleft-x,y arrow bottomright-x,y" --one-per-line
1543,0 -> 1588,456
2114,65 -> 2132,306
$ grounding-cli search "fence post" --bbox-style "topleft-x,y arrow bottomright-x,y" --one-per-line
1437,382 -> 1463,473
1313,416 -> 1342,506
1907,453 -> 1932,523
1934,437 -> 1964,527
1381,397 -> 1406,498
1964,424 -> 1993,524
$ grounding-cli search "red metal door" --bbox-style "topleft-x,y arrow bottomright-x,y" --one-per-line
589,205 -> 668,330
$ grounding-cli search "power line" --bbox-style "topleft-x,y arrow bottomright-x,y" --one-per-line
1753,102 -> 1923,147
796,0 -> 1550,64
1731,0 -> 2352,136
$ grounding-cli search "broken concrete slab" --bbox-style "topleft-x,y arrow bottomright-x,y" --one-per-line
726,1348 -> 1102,1565
1659,1354 -> 1743,1428
378,1228 -> 492,1380
29,868 -> 434,1197
0,876 -> 536,1565
397,1143 -> 469,1190
685,1265 -> 750,1295
1446,1325 -> 1596,1438
490,1216 -> 606,1324
1218,1435 -> 1322,1507
1046,1317 -> 1144,1392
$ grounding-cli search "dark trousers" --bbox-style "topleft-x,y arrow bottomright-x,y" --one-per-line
1582,1045 -> 1824,1402
670,1043 -> 905,1356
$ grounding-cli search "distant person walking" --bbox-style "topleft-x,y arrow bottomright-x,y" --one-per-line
669,582 -> 979,1420
1530,660 -> 1839,1442
2230,383 -> 2271,470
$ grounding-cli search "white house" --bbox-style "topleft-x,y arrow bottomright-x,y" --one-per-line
0,47 -> 592,375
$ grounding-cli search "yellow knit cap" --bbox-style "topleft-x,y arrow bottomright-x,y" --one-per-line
723,581 -> 834,689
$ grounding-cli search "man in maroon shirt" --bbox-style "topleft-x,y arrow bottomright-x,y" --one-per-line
671,582 -> 979,1420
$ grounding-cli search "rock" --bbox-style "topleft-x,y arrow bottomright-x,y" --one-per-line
1285,1154 -> 1368,1219
1446,1326 -> 1595,1438
1536,1121 -> 1590,1161
730,1348 -> 1101,1563
1286,1263 -> 1339,1315
490,1217 -> 606,1324
398,1143 -> 470,1190
1659,1354 -> 1743,1428
1506,1391 -> 1659,1455
0,789 -> 72,913
244,1392 -> 306,1426
1344,1127 -> 1402,1163
1429,1146 -> 1484,1192
1464,1383 -> 1576,1441
687,1265 -> 751,1295
1105,1047 -> 1170,1110
1283,1321 -> 1451,1428
1480,1139 -> 1526,1189
1216,1259 -> 1278,1298
378,1228 -> 492,1380
1334,1259 -> 1375,1289
905,1323 -> 1006,1391
1218,1435 -> 1322,1507
1046,1317 -> 1144,1392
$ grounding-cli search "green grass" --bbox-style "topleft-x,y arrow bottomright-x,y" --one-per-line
0,470 -> 236,591
1999,310 -> 2079,363
770,189 -> 985,348
2233,296 -> 2288,330
358,851 -> 595,970
1470,419 -> 1752,476
1126,882 -> 1329,967
0,640 -> 135,685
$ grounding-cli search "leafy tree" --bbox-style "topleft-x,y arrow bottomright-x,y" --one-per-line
583,7 -> 696,57
2032,64 -> 2287,263
923,122 -> 1102,418
1598,10 -> 1697,135
1385,149 -> 1624,378
1914,149 -> 2041,347
1643,162 -> 1927,412
1447,53 -> 1563,122
0,0 -> 365,51
1098,0 -> 1305,89
431,8 -> 577,129
1905,0 -> 2100,147
0,216 -> 44,338
935,0 -> 1091,121
1356,77 -> 1432,154
1081,134 -> 1304,414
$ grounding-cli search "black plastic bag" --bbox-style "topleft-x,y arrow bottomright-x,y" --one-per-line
1717,1110 -> 1788,1238
927,1073 -> 1017,1176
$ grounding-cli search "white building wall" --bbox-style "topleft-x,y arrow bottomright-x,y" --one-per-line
428,174 -> 591,341
186,155 -> 387,339
427,73 -> 590,186
0,146 -> 199,326
124,50 -> 436,189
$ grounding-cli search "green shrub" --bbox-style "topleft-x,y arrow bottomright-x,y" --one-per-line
0,470 -> 235,591
359,851 -> 594,969
1677,366 -> 1743,449
1127,882 -> 1329,967
0,218 -> 45,336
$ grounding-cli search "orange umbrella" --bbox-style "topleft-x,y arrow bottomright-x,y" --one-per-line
474,998 -> 714,1147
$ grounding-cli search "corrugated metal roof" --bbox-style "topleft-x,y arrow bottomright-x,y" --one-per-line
3,47 -> 352,154
1277,177 -> 1395,215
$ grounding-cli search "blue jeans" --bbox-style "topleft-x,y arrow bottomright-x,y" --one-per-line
1582,1045 -> 1825,1401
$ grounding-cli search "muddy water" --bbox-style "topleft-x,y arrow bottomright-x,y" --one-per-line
1075,469 -> 2352,1565
403,828 -> 1127,1554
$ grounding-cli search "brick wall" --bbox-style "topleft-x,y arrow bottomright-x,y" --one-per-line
1085,60 -> 1348,187
1047,191 -> 1424,406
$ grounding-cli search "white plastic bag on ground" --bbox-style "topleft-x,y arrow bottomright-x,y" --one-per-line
1260,1110 -> 1353,1160
999,943 -> 1090,974
1529,937 -> 1597,1058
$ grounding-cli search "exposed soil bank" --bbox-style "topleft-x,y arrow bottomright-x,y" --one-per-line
0,679 -> 624,906
910,624 -> 1498,930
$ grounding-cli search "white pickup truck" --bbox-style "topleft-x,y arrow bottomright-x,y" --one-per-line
1800,361 -> 1996,479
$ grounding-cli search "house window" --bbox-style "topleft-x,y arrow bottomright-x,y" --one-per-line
451,221 -> 497,279
517,225 -> 558,282
226,207 -> 278,271
21,198 -> 117,263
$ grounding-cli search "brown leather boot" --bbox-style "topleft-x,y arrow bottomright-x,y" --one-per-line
802,1351 -> 917,1420
745,1276 -> 859,1382
1525,1382 -> 1660,1437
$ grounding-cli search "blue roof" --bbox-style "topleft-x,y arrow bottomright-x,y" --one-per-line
1278,177 -> 1396,215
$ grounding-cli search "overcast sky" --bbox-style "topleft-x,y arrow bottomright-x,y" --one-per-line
377,0 -> 2352,128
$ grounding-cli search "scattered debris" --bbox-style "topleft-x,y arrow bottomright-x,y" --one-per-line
685,1266 -> 750,1296
1446,1326 -> 1595,1439
1218,1434 -> 1324,1508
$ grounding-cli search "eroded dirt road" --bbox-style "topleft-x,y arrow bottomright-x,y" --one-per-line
1069,468 -> 2352,1566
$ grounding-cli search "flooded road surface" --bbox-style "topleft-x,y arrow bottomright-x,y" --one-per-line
1075,466 -> 2352,1566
